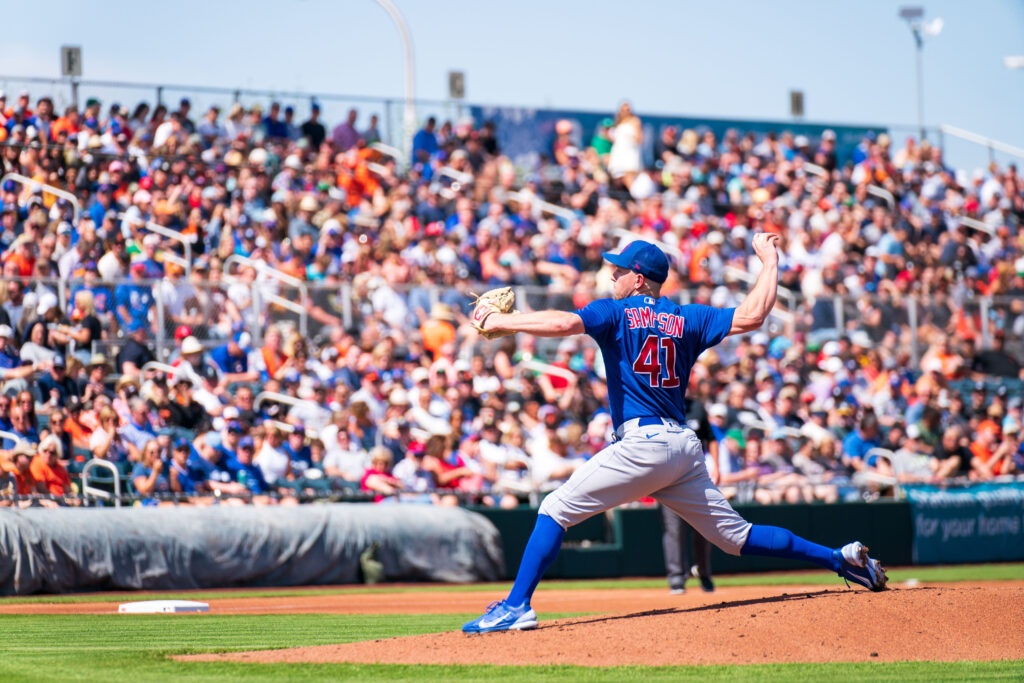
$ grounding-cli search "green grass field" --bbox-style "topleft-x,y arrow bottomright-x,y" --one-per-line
2,564 -> 1022,682
4,561 -> 1022,605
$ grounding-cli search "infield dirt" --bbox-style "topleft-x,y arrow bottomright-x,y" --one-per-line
174,582 -> 1024,667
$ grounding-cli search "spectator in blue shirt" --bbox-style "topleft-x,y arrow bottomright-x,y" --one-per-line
120,397 -> 157,462
412,117 -> 439,164
132,439 -> 171,499
168,440 -> 198,495
209,331 -> 258,384
87,184 -> 114,228
283,425 -> 313,474
114,263 -> 154,330
233,436 -> 270,495
2,402 -> 39,449
188,438 -> 246,497
842,413 -> 882,471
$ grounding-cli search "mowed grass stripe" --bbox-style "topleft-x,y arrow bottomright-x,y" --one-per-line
2,562 -> 1021,605
0,614 -> 1020,681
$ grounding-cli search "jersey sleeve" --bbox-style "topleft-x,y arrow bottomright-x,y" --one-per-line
575,298 -> 620,344
682,304 -> 735,351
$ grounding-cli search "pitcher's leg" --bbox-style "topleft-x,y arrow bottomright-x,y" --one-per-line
506,513 -> 565,607
740,525 -> 840,572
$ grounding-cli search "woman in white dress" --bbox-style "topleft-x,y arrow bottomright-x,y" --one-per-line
607,100 -> 643,187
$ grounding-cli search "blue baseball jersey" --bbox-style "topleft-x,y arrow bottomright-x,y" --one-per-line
576,296 -> 734,429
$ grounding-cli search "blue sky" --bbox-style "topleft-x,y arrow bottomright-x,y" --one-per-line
2,0 -> 1022,170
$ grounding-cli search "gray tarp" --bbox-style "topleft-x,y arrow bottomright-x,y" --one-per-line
0,504 -> 504,595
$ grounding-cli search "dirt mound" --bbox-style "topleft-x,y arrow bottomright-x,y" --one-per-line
183,584 -> 1024,667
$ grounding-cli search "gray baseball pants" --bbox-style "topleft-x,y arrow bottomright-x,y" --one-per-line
539,422 -> 752,555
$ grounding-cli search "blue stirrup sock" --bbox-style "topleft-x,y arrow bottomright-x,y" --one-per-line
740,524 -> 840,573
506,513 -> 565,607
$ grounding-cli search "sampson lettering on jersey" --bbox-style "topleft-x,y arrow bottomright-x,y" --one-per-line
624,306 -> 686,337
575,295 -> 735,430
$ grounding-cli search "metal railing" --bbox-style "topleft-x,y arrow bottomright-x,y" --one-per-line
0,430 -> 25,447
510,191 -> 578,226
940,124 -> 1024,163
223,255 -> 309,340
959,215 -> 995,237
1,172 -> 81,225
254,391 -> 323,415
81,458 -> 123,508
119,214 -> 193,274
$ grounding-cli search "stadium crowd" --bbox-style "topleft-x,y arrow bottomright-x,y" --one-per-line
0,88 -> 1022,507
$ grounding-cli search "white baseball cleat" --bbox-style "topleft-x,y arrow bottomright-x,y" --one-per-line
834,541 -> 888,592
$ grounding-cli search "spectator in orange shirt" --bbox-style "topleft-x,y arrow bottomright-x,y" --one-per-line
920,335 -> 964,380
8,442 -> 46,496
260,325 -> 288,381
4,235 -> 36,278
420,303 -> 456,360
969,417 -> 1004,479
29,435 -> 72,496
50,105 -> 80,140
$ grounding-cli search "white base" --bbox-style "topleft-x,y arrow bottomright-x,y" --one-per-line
118,600 -> 210,614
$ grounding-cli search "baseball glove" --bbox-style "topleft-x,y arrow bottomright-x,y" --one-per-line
470,286 -> 518,340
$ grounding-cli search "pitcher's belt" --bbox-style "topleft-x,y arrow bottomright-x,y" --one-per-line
614,417 -> 681,440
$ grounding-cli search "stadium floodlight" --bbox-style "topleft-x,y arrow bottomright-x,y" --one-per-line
1004,56 -> 1024,70
922,17 -> 944,37
898,7 -> 942,141
374,0 -> 416,164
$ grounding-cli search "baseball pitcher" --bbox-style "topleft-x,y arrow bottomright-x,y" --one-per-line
463,234 -> 887,634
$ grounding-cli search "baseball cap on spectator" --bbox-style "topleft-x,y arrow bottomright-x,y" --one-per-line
233,330 -> 252,349
180,336 -> 203,355
0,325 -> 13,340
706,230 -> 725,246
226,420 -> 245,434
223,406 -> 240,421
972,381 -> 986,393
130,262 -> 147,275
173,439 -> 190,452
239,436 -> 255,450
750,332 -> 769,347
174,325 -> 193,342
709,403 -> 728,418
411,367 -> 430,384
820,356 -> 844,374
36,292 -> 58,316
848,330 -> 873,348
821,340 -> 841,358
389,388 -> 410,405
299,195 -> 318,212
57,222 -> 73,236
602,240 -> 670,284
52,355 -> 66,369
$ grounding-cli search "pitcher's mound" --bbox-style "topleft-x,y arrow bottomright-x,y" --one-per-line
183,584 -> 1024,667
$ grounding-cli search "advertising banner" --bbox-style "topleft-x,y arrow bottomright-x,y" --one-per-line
905,483 -> 1024,564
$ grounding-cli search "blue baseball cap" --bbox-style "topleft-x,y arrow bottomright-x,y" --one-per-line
602,240 -> 670,284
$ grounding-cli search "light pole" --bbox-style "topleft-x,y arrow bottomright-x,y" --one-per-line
374,0 -> 416,163
899,7 -> 943,141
